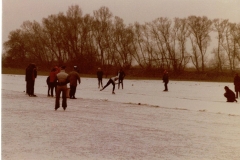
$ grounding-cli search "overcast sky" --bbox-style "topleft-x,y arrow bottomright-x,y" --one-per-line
2,0 -> 240,43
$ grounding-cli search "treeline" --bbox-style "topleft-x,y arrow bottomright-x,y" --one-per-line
2,5 -> 240,75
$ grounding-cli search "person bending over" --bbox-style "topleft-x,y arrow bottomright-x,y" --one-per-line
100,76 -> 119,94
224,86 -> 237,102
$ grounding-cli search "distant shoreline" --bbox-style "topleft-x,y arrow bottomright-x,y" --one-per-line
1,67 -> 235,82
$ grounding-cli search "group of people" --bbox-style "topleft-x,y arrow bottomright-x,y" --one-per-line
53,66 -> 127,110
47,65 -> 81,111
162,70 -> 239,103
25,64 -> 81,111
55,65 -> 81,110
98,68 -> 126,94
46,66 -> 81,99
26,62 -> 238,112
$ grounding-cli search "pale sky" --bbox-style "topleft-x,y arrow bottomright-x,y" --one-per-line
2,0 -> 240,43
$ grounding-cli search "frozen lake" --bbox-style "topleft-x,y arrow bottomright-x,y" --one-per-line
2,74 -> 240,115
2,74 -> 240,159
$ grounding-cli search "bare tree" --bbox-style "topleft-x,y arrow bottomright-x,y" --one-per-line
42,13 -> 68,64
3,3 -> 240,76
221,22 -> 240,71
172,18 -> 191,72
149,18 -> 172,70
92,6 -> 113,67
111,16 -> 133,68
141,23 -> 156,69
212,19 -> 229,72
187,16 -> 212,72
149,17 -> 190,72
21,20 -> 55,67
229,23 -> 240,68
3,29 -> 27,67
189,35 -> 201,72
123,22 -> 154,69
64,5 -> 83,60
235,23 -> 240,48
4,20 -> 51,68
129,22 -> 146,69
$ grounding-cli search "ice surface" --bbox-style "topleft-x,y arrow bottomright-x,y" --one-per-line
2,74 -> 240,160
2,74 -> 240,115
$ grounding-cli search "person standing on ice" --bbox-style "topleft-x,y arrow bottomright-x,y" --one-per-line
224,86 -> 237,102
48,67 -> 58,97
162,70 -> 169,91
67,66 -> 81,99
233,73 -> 240,98
25,64 -> 31,95
26,63 -> 37,97
97,67 -> 103,88
100,76 -> 119,94
118,68 -> 125,89
55,66 -> 69,111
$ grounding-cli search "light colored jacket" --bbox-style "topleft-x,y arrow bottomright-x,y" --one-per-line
111,76 -> 118,81
56,70 -> 68,85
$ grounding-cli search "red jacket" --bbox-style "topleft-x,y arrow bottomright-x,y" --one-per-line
49,71 -> 57,83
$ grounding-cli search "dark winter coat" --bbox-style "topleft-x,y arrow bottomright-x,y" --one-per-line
46,76 -> 50,85
97,70 -> 103,79
224,87 -> 236,102
234,75 -> 240,92
26,64 -> 37,82
67,71 -> 81,87
163,73 -> 169,83
118,70 -> 125,80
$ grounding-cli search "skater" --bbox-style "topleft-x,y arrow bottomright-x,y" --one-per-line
118,68 -> 125,89
100,76 -> 119,94
54,65 -> 61,74
97,67 -> 103,88
48,67 -> 58,97
46,76 -> 50,96
25,64 -> 31,95
234,73 -> 240,98
54,66 -> 60,93
67,66 -> 81,99
26,63 -> 37,97
224,86 -> 237,102
55,66 -> 69,111
162,70 -> 169,91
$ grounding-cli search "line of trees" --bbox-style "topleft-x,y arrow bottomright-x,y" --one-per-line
2,5 -> 240,74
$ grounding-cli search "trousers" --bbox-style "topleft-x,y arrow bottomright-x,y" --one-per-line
55,85 -> 67,110
70,85 -> 77,98
102,79 -> 115,92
